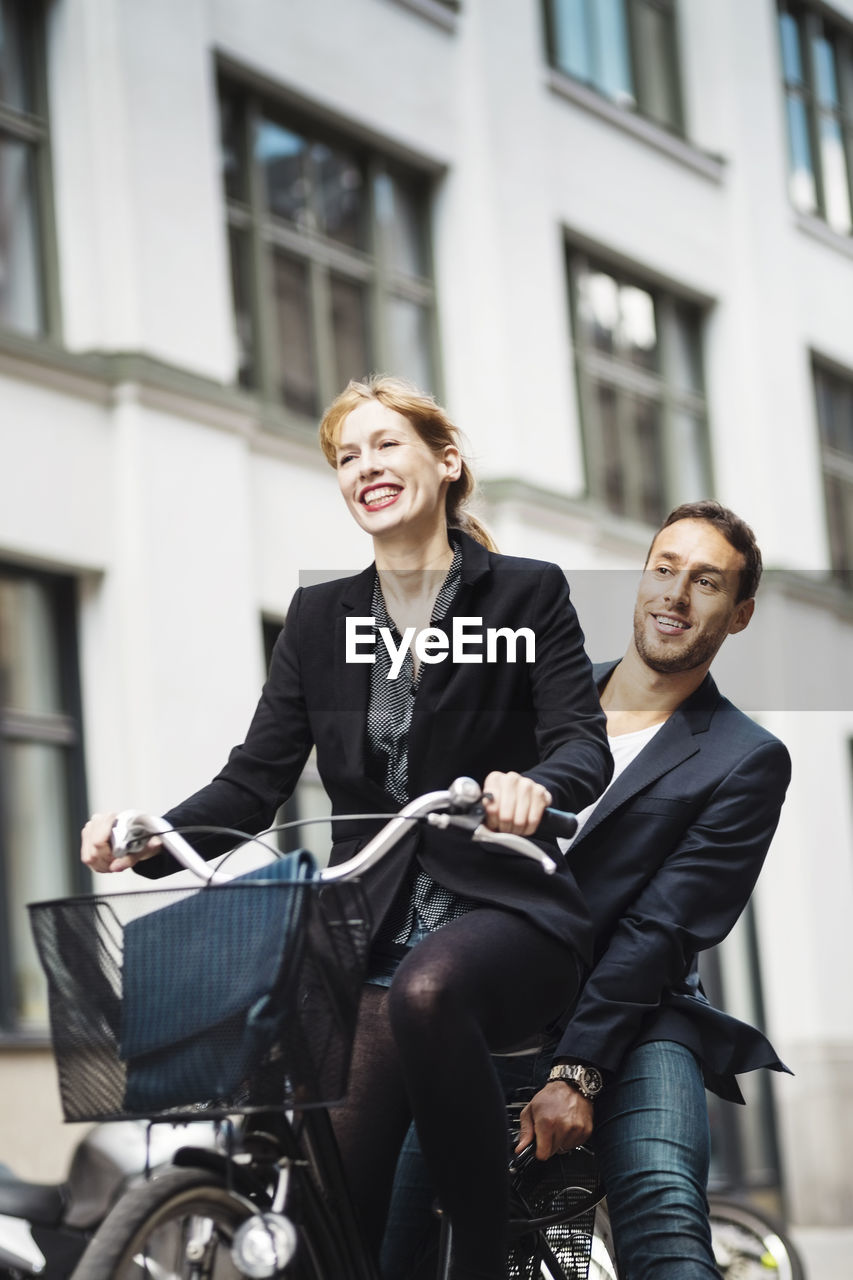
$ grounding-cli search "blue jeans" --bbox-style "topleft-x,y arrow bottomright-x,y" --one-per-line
381,1040 -> 719,1280
594,1041 -> 719,1279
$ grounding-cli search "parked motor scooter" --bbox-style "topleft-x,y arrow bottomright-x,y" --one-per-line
0,1119 -> 217,1277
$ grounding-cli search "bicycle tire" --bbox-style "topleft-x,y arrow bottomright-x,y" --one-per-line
708,1196 -> 806,1280
70,1166 -> 255,1279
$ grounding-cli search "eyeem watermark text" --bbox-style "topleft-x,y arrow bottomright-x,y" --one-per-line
346,616 -> 536,678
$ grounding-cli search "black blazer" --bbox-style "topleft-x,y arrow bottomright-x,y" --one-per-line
554,660 -> 792,1101
141,532 -> 613,965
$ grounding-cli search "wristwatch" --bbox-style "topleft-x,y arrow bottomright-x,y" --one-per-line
547,1062 -> 604,1100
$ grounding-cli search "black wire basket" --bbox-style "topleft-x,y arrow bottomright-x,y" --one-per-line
28,864 -> 371,1124
506,1094 -> 602,1280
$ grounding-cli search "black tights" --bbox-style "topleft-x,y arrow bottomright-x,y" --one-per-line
330,909 -> 580,1280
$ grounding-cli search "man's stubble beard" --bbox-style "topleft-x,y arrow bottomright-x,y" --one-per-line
632,604 -> 728,675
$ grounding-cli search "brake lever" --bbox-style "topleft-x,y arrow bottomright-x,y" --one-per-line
426,809 -> 485,834
424,813 -> 558,874
112,812 -> 156,856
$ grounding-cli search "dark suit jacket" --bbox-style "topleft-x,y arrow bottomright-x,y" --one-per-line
140,531 -> 612,966
553,660 -> 792,1101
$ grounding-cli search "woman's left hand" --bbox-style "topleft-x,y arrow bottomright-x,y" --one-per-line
482,771 -> 552,835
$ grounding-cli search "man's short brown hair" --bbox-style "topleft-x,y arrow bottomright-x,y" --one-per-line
648,500 -> 763,602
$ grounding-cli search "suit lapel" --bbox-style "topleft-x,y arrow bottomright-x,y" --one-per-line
406,532 -> 491,780
574,666 -> 720,846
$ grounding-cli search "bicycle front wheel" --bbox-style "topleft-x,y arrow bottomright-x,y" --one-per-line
709,1196 -> 806,1280
71,1166 -> 254,1280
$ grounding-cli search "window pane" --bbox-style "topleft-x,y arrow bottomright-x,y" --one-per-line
0,137 -> 42,336
0,576 -> 62,713
595,0 -> 634,105
0,0 -> 33,113
779,12 -> 805,84
670,302 -> 703,393
785,96 -> 818,212
819,114 -> 853,233
578,268 -> 620,354
815,367 -> 853,456
387,296 -> 433,392
313,143 -> 365,250
631,395 -> 666,524
219,92 -> 247,203
824,472 -> 853,573
375,171 -> 429,277
258,120 -> 312,228
3,741 -> 74,1027
633,0 -> 680,128
271,251 -> 318,415
815,366 -> 853,577
669,407 -> 709,501
618,283 -> 657,371
228,227 -> 256,389
594,382 -> 625,514
551,0 -> 594,81
330,274 -> 370,391
812,33 -> 841,107
815,367 -> 840,450
832,376 -> 853,454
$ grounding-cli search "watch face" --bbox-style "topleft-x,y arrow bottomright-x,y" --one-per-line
582,1067 -> 603,1095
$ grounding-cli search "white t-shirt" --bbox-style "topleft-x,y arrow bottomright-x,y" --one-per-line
560,721 -> 666,852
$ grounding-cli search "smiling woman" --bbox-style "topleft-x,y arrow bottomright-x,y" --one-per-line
318,374 -> 497,556
81,373 -> 612,1280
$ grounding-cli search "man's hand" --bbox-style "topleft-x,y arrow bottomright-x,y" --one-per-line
515,1082 -> 594,1161
80,812 -> 162,874
482,770 -> 552,836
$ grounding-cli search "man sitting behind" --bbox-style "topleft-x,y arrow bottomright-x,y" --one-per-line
384,500 -> 792,1280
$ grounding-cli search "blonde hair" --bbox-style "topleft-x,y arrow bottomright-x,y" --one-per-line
318,374 -> 497,551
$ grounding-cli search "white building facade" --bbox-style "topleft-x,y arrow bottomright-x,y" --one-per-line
1,0 -> 852,1270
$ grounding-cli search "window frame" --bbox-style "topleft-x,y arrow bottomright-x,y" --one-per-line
218,68 -> 443,430
542,0 -> 685,136
0,565 -> 88,1038
566,244 -> 713,527
0,0 -> 61,340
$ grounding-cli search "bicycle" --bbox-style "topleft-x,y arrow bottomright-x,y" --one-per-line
28,780 -> 806,1280
30,778 -> 593,1280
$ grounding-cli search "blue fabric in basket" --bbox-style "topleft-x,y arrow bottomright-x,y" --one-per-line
120,850 -> 317,1112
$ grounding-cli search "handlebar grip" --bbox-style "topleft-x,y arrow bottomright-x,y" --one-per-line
535,807 -> 578,840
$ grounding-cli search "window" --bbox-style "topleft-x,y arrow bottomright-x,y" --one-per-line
220,80 -> 438,421
0,0 -> 53,337
544,0 -> 683,132
0,567 -> 87,1034
813,360 -> 853,582
778,3 -> 853,235
567,249 -> 711,525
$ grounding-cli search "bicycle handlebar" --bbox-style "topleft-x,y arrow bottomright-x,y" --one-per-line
111,776 -> 577,885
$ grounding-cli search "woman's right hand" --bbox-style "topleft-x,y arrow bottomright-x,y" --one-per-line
80,813 -> 162,874
481,770 -> 553,836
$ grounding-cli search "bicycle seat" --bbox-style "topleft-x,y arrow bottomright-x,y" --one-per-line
493,1033 -> 548,1058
